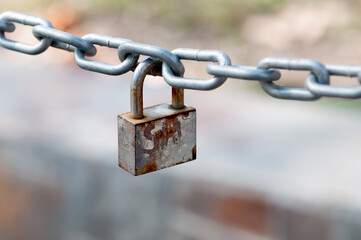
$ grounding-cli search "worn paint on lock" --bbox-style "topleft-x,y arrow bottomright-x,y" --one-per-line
118,103 -> 196,176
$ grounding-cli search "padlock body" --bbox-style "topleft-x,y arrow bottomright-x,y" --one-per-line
118,103 -> 196,176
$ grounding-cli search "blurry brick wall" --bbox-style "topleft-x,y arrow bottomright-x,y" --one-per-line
0,166 -> 61,240
169,181 -> 361,240
178,185 -> 269,236
1,148 -> 361,240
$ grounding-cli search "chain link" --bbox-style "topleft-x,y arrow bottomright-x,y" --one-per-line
207,64 -> 281,82
118,41 -> 185,76
0,20 -> 15,32
33,25 -> 97,56
257,57 -> 329,101
162,48 -> 231,90
73,34 -> 139,75
0,11 -> 53,55
1,11 -> 361,100
306,64 -> 361,99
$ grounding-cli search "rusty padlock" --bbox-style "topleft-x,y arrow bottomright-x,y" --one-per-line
118,57 -> 196,176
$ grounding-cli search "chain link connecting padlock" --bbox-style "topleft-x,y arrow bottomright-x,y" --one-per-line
118,57 -> 196,176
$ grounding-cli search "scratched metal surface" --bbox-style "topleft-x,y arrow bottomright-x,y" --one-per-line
118,103 -> 196,175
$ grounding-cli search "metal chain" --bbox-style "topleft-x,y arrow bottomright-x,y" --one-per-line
1,11 -> 361,100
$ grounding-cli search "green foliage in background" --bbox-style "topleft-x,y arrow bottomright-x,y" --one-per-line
87,0 -> 288,35
1,0 -> 288,35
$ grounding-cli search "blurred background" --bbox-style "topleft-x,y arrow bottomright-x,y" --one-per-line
1,0 -> 361,239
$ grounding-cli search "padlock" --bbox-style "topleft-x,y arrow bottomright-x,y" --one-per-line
118,57 -> 196,176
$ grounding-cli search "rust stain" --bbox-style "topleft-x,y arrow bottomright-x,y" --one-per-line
176,161 -> 186,166
148,61 -> 163,76
172,87 -> 178,96
192,146 -> 196,159
118,105 -> 195,124
138,160 -> 158,175
141,116 -> 182,154
131,89 -> 136,103
175,158 -> 196,166
181,112 -> 190,118
131,88 -> 143,112
143,122 -> 155,141
155,129 -> 164,139
118,106 -> 195,175
119,159 -> 128,171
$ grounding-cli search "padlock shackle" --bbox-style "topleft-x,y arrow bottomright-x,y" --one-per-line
131,57 -> 184,119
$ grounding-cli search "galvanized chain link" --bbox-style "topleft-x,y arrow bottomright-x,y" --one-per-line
1,11 -> 361,101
